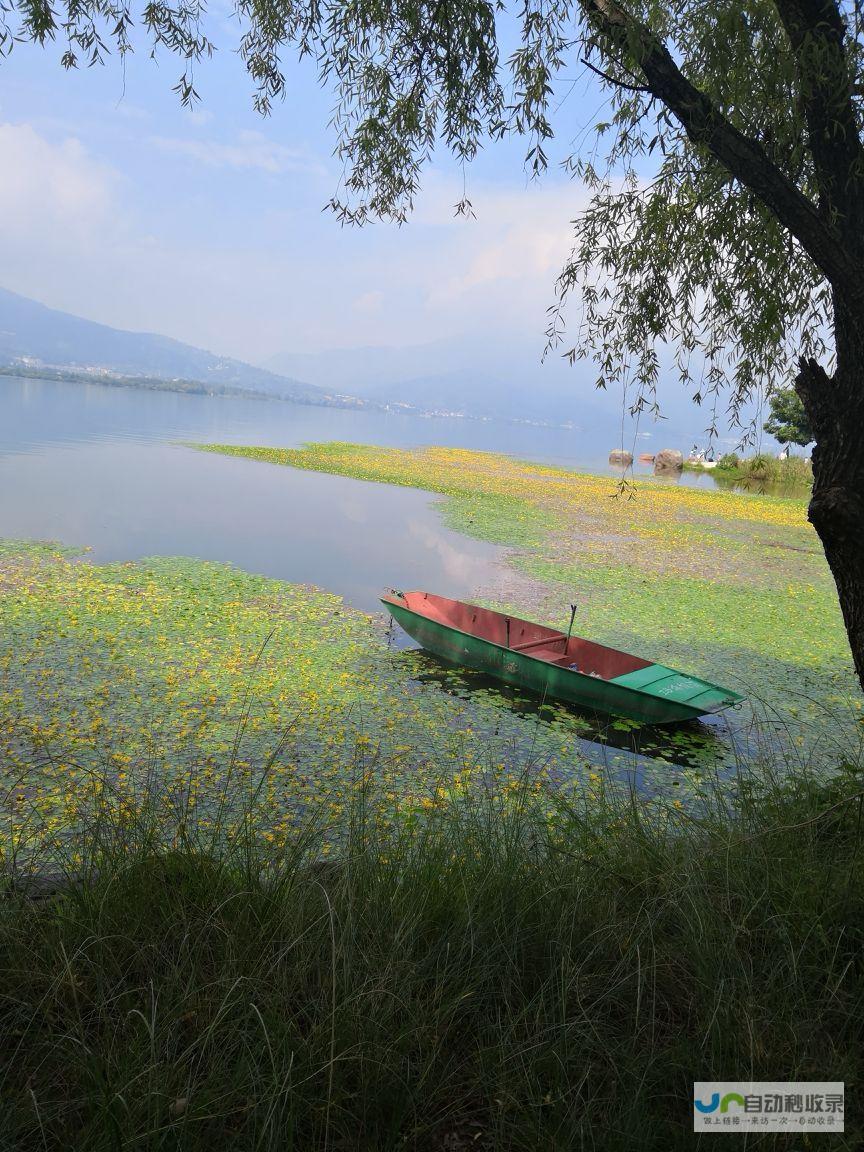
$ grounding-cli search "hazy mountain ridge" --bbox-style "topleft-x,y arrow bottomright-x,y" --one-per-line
0,287 -> 753,438
0,288 -> 603,425
265,338 -> 758,434
0,288 -> 342,405
265,339 -> 610,426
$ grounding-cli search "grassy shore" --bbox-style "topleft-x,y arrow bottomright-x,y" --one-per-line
2,760 -> 863,1150
684,453 -> 813,491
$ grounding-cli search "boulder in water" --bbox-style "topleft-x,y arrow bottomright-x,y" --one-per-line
654,449 -> 684,473
609,449 -> 633,466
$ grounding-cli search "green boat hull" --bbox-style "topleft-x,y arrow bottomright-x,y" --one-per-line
383,594 -> 742,725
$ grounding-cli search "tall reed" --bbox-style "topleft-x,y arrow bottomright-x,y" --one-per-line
2,745 -> 862,1150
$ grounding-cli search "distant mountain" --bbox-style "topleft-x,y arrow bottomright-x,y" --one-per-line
354,368 -> 598,426
266,337 -> 763,433
266,337 -> 612,426
268,343 -> 451,394
0,287 -> 344,405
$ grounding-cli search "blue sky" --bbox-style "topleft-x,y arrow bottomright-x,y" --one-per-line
0,13 -> 615,368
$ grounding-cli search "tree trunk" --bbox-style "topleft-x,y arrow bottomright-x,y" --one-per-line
795,297 -> 864,694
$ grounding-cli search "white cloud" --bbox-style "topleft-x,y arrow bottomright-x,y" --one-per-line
341,177 -> 588,348
149,129 -> 325,176
113,103 -> 153,123
0,122 -> 117,236
0,122 -> 129,320
184,109 -> 214,127
425,185 -> 577,306
0,120 -> 589,364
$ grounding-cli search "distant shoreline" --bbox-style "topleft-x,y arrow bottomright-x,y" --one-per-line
0,365 -> 371,410
0,367 -> 579,429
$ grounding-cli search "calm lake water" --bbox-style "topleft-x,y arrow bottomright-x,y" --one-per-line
0,375 -> 716,611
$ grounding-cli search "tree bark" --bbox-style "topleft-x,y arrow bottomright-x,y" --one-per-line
795,296 -> 864,693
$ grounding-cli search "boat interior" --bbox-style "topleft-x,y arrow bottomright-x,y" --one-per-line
390,591 -> 652,681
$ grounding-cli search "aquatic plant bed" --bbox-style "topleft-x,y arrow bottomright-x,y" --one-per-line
2,473 -> 862,1149
196,443 -> 863,766
2,539 -> 696,863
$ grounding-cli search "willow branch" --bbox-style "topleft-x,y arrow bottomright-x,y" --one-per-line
580,54 -> 652,93
580,0 -> 864,301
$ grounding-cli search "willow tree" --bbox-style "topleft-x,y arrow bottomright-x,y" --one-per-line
5,0 -> 864,688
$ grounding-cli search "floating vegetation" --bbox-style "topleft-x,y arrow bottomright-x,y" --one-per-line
1,541 -> 725,862
198,441 -> 863,767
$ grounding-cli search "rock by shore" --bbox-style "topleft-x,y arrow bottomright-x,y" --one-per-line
653,448 -> 684,473
609,449 -> 633,466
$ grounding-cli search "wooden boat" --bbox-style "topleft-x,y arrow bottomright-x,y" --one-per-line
381,591 -> 743,725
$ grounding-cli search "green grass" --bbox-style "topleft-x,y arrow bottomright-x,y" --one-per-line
515,555 -> 859,753
2,760 -> 862,1150
685,454 -> 813,492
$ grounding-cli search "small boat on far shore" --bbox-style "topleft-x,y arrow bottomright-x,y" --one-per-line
382,591 -> 743,725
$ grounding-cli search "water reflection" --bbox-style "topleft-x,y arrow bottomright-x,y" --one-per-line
709,471 -> 812,499
2,375 -> 777,618
383,638 -> 742,777
2,376 -> 795,781
614,459 -> 812,499
0,438 -> 504,613
3,373 -> 760,488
